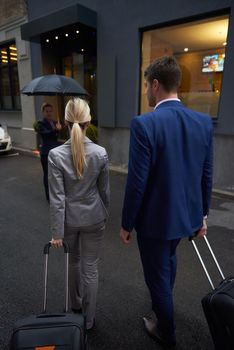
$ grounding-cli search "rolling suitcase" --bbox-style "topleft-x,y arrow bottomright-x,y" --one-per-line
10,241 -> 87,350
190,235 -> 234,350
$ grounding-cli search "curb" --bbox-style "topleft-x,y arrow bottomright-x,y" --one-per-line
109,165 -> 128,175
13,147 -> 40,158
13,149 -> 234,200
212,188 -> 234,200
109,166 -> 234,199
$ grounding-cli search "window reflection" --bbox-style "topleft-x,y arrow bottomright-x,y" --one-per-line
141,14 -> 229,118
0,42 -> 21,110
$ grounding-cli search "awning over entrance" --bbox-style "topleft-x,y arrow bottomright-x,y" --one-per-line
21,4 -> 97,41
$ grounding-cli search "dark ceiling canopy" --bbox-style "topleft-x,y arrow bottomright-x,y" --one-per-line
21,4 -> 97,41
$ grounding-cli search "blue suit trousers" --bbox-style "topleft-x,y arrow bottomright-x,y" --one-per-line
137,236 -> 181,342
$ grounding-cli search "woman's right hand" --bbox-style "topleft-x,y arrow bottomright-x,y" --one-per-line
50,238 -> 63,248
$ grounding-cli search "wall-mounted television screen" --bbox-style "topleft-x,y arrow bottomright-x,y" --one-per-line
202,54 -> 224,73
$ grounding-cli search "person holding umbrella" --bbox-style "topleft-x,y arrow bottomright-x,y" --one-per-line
48,98 -> 110,331
22,74 -> 89,202
37,102 -> 62,202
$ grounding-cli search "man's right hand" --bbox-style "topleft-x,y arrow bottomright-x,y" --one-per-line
56,122 -> 62,131
196,218 -> 207,238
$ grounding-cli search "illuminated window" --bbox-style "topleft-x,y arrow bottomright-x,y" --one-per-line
0,42 -> 21,110
141,14 -> 229,118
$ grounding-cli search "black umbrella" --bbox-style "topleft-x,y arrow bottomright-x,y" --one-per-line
21,74 -> 88,96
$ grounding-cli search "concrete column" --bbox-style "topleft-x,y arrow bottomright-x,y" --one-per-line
0,15 -> 38,150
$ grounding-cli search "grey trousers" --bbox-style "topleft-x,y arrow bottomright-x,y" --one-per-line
64,221 -> 105,329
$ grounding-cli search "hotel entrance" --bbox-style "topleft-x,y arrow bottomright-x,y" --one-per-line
40,22 -> 97,129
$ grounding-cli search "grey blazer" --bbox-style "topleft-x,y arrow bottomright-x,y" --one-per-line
48,137 -> 110,239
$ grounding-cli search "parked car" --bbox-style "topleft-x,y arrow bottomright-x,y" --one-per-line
0,124 -> 12,153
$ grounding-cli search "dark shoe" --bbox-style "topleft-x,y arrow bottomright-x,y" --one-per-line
72,308 -> 82,314
143,316 -> 176,350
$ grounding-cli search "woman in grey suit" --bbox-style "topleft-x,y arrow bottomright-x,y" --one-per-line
48,98 -> 110,330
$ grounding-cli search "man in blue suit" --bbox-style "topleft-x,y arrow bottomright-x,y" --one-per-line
120,56 -> 213,349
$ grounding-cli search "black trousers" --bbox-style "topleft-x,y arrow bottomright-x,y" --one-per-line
40,153 -> 49,201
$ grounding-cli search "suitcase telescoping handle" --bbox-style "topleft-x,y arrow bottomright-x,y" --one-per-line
43,241 -> 70,313
189,235 -> 225,290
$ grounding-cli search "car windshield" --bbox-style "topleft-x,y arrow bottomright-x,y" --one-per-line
0,124 -> 7,131
0,124 -> 8,138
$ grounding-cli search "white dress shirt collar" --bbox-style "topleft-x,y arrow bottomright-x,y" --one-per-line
154,98 -> 181,110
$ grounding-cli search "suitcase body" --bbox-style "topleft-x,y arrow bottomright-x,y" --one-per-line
191,236 -> 234,350
10,242 -> 87,350
10,313 -> 86,349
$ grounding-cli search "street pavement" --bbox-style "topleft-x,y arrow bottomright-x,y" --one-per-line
0,153 -> 234,350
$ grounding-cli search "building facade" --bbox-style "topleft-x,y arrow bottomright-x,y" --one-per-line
1,0 -> 234,190
0,0 -> 37,149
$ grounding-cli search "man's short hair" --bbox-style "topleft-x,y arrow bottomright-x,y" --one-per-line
144,56 -> 181,93
41,102 -> 53,112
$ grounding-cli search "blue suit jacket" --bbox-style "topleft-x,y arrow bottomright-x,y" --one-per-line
37,118 -> 60,155
122,100 -> 213,240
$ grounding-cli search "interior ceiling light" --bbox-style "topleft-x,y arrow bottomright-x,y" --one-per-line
1,51 -> 7,54
10,57 -> 17,61
46,39 -> 49,42
10,52 -> 17,56
184,48 -> 189,52
9,46 -> 17,50
2,59 -> 8,63
55,36 -> 58,40
1,55 -> 8,59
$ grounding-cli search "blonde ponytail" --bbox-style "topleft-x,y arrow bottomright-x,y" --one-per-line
65,98 -> 91,178
70,123 -> 86,178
